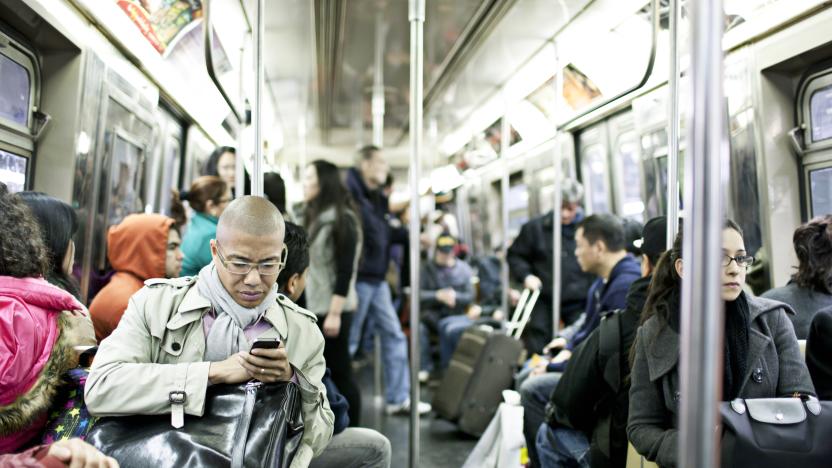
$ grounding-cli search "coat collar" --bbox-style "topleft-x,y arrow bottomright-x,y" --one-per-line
643,294 -> 792,383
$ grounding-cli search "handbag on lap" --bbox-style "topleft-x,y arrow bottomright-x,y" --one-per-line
720,396 -> 832,468
87,381 -> 303,468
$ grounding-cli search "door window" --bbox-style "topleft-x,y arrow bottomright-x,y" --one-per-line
108,134 -> 145,226
0,52 -> 31,127
0,149 -> 27,192
583,144 -> 610,214
810,84 -> 832,143
810,166 -> 832,217
616,132 -> 644,220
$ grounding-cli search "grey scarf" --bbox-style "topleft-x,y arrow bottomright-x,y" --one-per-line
198,264 -> 278,361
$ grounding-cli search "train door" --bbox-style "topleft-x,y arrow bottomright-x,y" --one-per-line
0,28 -> 38,193
75,61 -> 158,302
798,68 -> 832,218
146,107 -> 184,216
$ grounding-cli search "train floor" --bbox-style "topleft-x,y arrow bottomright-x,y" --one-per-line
354,360 -> 478,467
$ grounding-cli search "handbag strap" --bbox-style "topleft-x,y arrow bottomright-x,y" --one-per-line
231,382 -> 261,468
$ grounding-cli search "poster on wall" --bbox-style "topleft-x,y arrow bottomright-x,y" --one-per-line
115,0 -> 203,56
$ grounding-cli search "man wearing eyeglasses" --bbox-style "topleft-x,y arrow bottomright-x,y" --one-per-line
85,196 -> 334,468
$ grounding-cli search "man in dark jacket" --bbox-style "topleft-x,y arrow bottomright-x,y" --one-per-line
536,216 -> 668,468
519,214 -> 642,468
508,179 -> 596,354
345,145 -> 431,415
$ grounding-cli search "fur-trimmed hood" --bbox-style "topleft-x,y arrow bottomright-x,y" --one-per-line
0,276 -> 82,452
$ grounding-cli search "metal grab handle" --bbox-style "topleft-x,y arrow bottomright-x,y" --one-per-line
203,0 -> 243,124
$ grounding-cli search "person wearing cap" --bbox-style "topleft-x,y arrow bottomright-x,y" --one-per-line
418,233 -> 475,380
508,179 -> 597,354
535,216 -> 670,468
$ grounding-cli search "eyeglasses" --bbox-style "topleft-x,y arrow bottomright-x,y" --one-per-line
722,254 -> 755,268
215,241 -> 287,276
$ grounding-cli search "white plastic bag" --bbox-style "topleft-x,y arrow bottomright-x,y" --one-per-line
462,390 -> 526,468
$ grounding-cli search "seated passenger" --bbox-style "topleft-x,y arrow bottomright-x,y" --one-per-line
277,221 -> 392,468
508,179 -> 596,353
88,213 -> 183,341
761,215 -> 832,339
807,305 -> 832,399
0,183 -> 92,452
536,216 -> 668,468
520,214 -> 641,468
18,192 -> 82,298
302,160 -> 364,424
84,197 -> 334,467
628,220 -> 815,467
418,233 -> 475,379
179,176 -> 231,276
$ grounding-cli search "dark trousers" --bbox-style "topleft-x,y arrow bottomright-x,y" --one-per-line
318,311 -> 362,426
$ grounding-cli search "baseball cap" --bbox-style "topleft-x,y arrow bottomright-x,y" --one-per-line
436,234 -> 457,253
635,216 -> 668,258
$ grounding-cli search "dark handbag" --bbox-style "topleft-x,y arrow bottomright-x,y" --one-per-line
87,381 -> 303,468
720,396 -> 832,468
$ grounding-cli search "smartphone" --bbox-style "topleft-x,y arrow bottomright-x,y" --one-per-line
250,338 -> 281,351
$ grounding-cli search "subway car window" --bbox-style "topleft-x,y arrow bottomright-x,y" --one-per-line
810,84 -> 832,142
582,143 -> 610,213
0,52 -> 30,127
0,148 -> 26,192
810,166 -> 832,216
616,131 -> 645,220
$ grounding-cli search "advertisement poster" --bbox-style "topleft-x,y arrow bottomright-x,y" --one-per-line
115,0 -> 203,56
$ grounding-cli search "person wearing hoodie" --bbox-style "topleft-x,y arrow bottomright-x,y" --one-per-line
345,145 -> 430,415
0,183 -> 108,463
519,214 -> 641,468
89,213 -> 183,341
535,216 -> 668,468
627,220 -> 814,468
179,176 -> 231,276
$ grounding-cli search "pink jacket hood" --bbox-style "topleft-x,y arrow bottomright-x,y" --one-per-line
0,276 -> 82,406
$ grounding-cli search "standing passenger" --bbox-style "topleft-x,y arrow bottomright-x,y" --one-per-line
88,214 -> 183,340
628,220 -> 815,467
761,215 -> 832,338
302,160 -> 364,424
179,176 -> 231,276
345,145 -> 430,415
508,179 -> 596,354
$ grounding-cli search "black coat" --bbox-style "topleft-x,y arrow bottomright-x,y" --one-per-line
507,211 -> 594,307
807,305 -> 832,399
548,275 -> 651,468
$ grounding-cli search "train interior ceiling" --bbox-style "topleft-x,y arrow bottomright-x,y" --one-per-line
2,0 -> 832,465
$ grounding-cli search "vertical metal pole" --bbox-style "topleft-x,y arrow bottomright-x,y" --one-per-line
236,39 -> 246,198
252,0 -> 265,197
551,43 -> 564,338
500,110 -> 511,322
408,1 -> 425,467
666,0 -> 681,246
678,0 -> 725,466
372,10 -> 386,148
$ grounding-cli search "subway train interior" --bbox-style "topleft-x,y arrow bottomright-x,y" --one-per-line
2,0 -> 832,467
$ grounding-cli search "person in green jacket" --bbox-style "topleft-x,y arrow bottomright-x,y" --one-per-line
179,176 -> 230,276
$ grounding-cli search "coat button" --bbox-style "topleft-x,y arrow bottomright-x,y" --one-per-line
752,368 -> 764,383
172,342 -> 181,351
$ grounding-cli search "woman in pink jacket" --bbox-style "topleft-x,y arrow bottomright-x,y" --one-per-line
0,183 -> 116,467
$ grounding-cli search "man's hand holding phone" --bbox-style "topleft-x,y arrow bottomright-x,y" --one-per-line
239,338 -> 293,383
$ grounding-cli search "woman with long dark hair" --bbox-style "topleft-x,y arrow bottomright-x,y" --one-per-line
302,159 -> 363,425
17,192 -> 81,298
627,220 -> 815,467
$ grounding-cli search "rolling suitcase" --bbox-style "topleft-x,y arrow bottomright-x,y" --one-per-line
433,289 -> 539,436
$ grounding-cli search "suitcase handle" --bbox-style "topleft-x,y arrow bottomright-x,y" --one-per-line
506,288 -> 540,340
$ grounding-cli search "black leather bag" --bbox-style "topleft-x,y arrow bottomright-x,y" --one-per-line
87,381 -> 303,468
720,396 -> 832,468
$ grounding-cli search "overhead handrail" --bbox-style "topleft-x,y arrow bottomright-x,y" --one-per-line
557,0 -> 660,131
203,0 -> 243,125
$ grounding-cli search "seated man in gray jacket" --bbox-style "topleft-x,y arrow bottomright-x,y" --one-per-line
85,196 -> 334,468
419,234 -> 476,380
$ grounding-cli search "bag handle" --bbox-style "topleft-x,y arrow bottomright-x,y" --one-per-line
510,289 -> 540,340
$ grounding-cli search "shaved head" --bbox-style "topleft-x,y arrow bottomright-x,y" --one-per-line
217,196 -> 285,241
